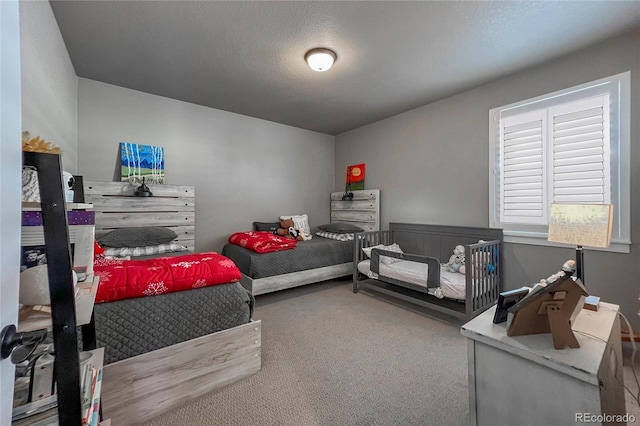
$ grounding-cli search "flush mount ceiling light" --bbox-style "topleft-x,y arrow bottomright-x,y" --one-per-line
305,48 -> 337,72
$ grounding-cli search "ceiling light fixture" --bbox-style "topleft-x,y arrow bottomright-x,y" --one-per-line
305,48 -> 337,72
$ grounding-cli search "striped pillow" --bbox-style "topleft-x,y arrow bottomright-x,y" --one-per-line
315,231 -> 354,241
103,241 -> 188,257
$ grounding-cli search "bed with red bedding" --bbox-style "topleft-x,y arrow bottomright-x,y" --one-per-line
227,231 -> 298,253
93,252 -> 242,303
221,190 -> 381,296
84,179 -> 261,425
83,180 -> 255,366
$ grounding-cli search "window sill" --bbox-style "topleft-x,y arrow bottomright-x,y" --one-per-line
503,231 -> 630,254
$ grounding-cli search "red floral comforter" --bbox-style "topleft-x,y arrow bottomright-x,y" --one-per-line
93,252 -> 242,303
228,231 -> 297,253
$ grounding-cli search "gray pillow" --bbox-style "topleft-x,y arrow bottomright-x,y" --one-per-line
317,223 -> 364,234
98,226 -> 178,248
253,222 -> 280,233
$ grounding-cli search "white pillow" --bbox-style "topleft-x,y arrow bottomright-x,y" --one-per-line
362,243 -> 403,264
362,244 -> 384,258
280,214 -> 310,235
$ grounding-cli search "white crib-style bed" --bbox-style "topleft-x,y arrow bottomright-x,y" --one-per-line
353,223 -> 503,320
357,259 -> 473,301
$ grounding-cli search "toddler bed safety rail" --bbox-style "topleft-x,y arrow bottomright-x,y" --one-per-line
353,223 -> 503,320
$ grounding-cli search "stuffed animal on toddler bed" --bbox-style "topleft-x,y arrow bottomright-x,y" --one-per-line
276,218 -> 306,241
444,245 -> 465,273
463,251 -> 491,276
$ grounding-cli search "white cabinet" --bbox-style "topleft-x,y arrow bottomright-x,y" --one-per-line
461,303 -> 625,426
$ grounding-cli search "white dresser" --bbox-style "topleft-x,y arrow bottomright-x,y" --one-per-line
461,303 -> 626,426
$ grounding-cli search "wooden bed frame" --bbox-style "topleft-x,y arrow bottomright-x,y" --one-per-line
84,180 -> 196,251
83,180 -> 262,424
101,321 -> 261,425
239,189 -> 380,296
353,223 -> 503,320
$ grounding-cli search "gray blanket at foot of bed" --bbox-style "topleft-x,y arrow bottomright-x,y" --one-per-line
222,237 -> 354,279
92,282 -> 253,364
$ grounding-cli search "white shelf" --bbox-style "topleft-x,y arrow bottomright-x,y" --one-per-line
18,275 -> 100,332
22,202 -> 93,211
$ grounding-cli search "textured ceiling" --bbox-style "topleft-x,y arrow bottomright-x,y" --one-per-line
49,1 -> 640,135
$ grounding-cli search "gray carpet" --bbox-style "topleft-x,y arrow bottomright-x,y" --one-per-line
138,279 -> 470,426
138,279 -> 640,425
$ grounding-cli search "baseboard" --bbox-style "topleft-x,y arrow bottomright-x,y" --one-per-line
621,326 -> 640,342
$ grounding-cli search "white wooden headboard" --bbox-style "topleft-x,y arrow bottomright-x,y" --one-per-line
83,180 -> 196,251
330,189 -> 380,232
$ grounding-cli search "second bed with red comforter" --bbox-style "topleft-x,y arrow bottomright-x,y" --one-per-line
227,231 -> 297,253
94,252 -> 242,303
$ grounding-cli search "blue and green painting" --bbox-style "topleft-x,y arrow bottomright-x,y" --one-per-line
120,142 -> 165,184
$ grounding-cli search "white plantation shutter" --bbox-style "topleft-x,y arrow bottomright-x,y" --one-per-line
551,96 -> 610,204
500,110 -> 546,224
498,96 -> 611,225
489,72 -> 629,250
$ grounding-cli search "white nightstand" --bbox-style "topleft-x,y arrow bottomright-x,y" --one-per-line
461,302 -> 625,426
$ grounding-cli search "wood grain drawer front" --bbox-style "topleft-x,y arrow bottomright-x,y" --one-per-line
331,200 -> 377,211
328,220 -> 377,232
84,181 -> 194,197
95,212 -> 194,228
330,190 -> 378,201
354,223 -> 379,232
332,211 -> 376,221
88,196 -> 194,212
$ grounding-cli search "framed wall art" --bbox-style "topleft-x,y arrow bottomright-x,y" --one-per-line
346,163 -> 365,191
120,142 -> 165,184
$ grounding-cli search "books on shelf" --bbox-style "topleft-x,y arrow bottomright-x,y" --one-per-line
12,348 -> 105,426
81,363 -> 98,425
82,367 -> 103,426
82,348 -> 104,426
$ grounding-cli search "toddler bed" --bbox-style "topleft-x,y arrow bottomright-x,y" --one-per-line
222,189 -> 380,295
83,180 -> 261,425
354,222 -> 503,320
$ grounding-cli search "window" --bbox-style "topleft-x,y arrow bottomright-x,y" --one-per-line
489,72 -> 630,252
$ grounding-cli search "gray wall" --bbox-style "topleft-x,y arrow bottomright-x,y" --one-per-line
76,79 -> 335,252
336,30 -> 640,328
20,1 -> 77,173
19,2 -> 638,327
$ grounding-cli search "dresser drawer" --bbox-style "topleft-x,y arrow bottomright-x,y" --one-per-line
329,220 -> 377,232
331,211 -> 377,222
331,200 -> 377,211
330,190 -> 378,201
